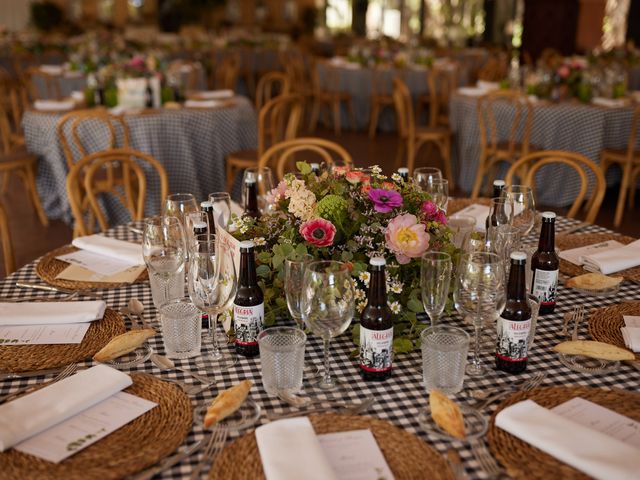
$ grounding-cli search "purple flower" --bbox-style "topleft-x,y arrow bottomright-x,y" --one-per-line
368,188 -> 403,213
434,210 -> 447,225
421,201 -> 439,216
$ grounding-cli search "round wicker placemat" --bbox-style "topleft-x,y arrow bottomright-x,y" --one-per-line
0,308 -> 126,372
0,373 -> 192,480
556,233 -> 640,281
448,197 -> 491,216
210,413 -> 455,480
588,301 -> 640,361
488,386 -> 640,480
36,245 -> 148,290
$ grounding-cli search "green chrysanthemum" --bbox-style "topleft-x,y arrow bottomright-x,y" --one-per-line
316,194 -> 348,226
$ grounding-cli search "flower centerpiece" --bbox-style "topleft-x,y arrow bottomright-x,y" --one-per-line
231,163 -> 456,354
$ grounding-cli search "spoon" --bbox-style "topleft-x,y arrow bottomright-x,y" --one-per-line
277,390 -> 311,408
466,376 -> 535,400
150,353 -> 216,385
128,298 -> 148,328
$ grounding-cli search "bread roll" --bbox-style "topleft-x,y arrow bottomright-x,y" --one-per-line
430,389 -> 465,440
566,273 -> 623,291
204,380 -> 252,428
554,340 -> 634,361
93,328 -> 155,362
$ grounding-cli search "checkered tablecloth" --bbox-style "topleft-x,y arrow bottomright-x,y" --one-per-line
1,215 -> 638,479
22,99 -> 257,226
449,94 -> 640,207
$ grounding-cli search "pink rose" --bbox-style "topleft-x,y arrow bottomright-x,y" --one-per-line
421,201 -> 439,217
332,166 -> 350,176
299,218 -> 337,248
385,214 -> 430,264
558,65 -> 570,79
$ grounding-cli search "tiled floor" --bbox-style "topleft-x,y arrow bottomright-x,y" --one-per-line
1,127 -> 638,278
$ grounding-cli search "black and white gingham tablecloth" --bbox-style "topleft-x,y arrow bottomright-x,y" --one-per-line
22,98 -> 257,226
0,216 -> 638,479
449,94 -> 640,207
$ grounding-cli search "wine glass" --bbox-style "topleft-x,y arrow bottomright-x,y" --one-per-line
421,252 -> 452,327
284,253 -> 314,328
164,193 -> 199,227
185,211 -> 210,245
427,178 -> 449,211
448,215 -> 476,249
413,167 -> 442,192
493,224 -> 521,283
187,234 -> 238,369
300,261 -> 355,390
504,185 -> 536,238
242,167 -> 274,214
142,216 -> 187,307
454,252 -> 505,376
208,192 -> 232,230
486,198 -> 514,245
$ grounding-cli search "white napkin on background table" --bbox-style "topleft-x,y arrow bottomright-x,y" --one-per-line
191,89 -> 233,100
496,399 -> 640,480
0,301 -> 106,326
184,99 -> 224,109
72,235 -> 144,266
591,97 -> 628,108
581,239 -> 640,274
621,316 -> 640,352
33,100 -> 75,111
0,365 -> 131,451
256,417 -> 338,480
39,65 -> 63,75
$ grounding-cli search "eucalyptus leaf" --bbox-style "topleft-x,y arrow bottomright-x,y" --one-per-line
256,264 -> 271,279
393,337 -> 414,354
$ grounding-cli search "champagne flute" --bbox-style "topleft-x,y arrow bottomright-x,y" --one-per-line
454,252 -> 505,376
187,234 -> 238,368
242,167 -> 274,214
300,261 -> 354,390
504,185 -> 536,238
284,253 -> 314,328
413,167 -> 442,192
164,193 -> 199,227
208,192 -> 232,230
421,252 -> 452,327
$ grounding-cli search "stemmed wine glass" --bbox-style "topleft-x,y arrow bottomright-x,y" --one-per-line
504,185 -> 536,239
164,193 -> 199,227
486,197 -> 514,246
187,234 -> 238,369
284,253 -> 314,328
300,261 -> 355,390
413,167 -> 442,192
454,252 -> 505,376
242,167 -> 274,214
208,192 -> 232,230
428,178 -> 449,211
420,252 -> 452,327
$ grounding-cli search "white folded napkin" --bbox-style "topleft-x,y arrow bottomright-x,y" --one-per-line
72,235 -> 144,266
70,91 -> 85,102
621,327 -> 640,352
0,301 -> 106,326
256,417 -> 338,480
451,203 -> 490,232
581,239 -> 640,275
184,99 -> 224,109
191,89 -> 233,100
496,399 -> 640,480
592,97 -> 628,108
457,87 -> 487,97
477,80 -> 500,91
39,65 -> 63,75
33,100 -> 75,112
0,365 -> 131,451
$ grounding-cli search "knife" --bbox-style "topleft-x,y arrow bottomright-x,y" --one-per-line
130,440 -> 203,480
16,282 -> 75,294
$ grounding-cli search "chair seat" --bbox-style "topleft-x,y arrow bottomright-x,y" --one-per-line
416,125 -> 450,139
316,90 -> 352,101
227,149 -> 258,165
0,145 -> 37,169
602,148 -> 640,163
371,94 -> 394,103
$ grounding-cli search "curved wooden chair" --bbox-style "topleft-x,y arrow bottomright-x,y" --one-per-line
505,150 -> 605,223
392,77 -> 453,187
309,60 -> 356,135
255,72 -> 290,112
368,65 -> 395,138
0,202 -> 15,276
167,59 -> 203,91
258,137 -> 353,181
600,105 -> 640,227
26,67 -> 62,100
416,63 -> 459,129
66,148 -> 169,236
213,52 -> 240,91
281,50 -> 313,106
472,90 -> 534,198
226,94 -> 303,192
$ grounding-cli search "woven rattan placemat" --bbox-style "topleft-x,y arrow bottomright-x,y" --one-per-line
589,301 -> 640,361
36,245 -> 148,290
0,373 -> 192,480
488,386 -> 640,479
0,308 -> 126,372
448,197 -> 491,216
209,413 -> 455,480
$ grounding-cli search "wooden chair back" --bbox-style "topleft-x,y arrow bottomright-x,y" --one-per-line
214,53 -> 240,91
623,105 -> 640,163
26,67 -> 61,100
258,137 -> 353,181
281,50 -> 310,94
257,94 -> 303,157
427,64 -> 458,127
256,72 -> 290,111
505,150 -> 605,223
9,85 -> 29,136
66,148 -> 168,236
371,65 -> 393,97
314,60 -> 342,94
0,202 -> 15,276
392,77 -> 416,142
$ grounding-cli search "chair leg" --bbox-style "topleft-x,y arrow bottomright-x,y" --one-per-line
309,99 -> 321,132
22,165 -> 48,227
471,153 -> 488,199
614,166 -> 631,228
332,100 -> 341,136
440,137 -> 454,191
369,101 -> 380,138
407,141 -> 416,174
0,204 -> 15,276
346,99 -> 356,131
0,172 -> 9,195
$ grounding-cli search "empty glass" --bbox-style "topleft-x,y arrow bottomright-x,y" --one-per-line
413,167 -> 442,192
158,298 -> 202,359
242,167 -> 274,214
258,327 -> 307,396
493,224 -> 522,282
421,252 -> 452,327
185,211 -> 210,247
208,192 -> 232,230
486,198 -> 514,245
284,254 -> 314,328
164,193 -> 199,227
421,325 -> 470,394
448,215 -> 476,249
504,185 -> 536,238
427,178 -> 449,211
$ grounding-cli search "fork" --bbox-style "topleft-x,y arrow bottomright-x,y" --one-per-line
570,305 -> 585,341
159,377 -> 213,396
561,306 -> 579,337
189,426 -> 229,479
0,364 -> 78,404
471,440 -> 504,478
474,372 -> 546,410
267,396 -> 375,421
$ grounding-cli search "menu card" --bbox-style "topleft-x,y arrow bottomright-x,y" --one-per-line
451,204 -> 489,232
15,392 -> 156,463
0,323 -> 90,345
558,240 -> 625,265
623,316 -> 640,328
57,250 -> 137,277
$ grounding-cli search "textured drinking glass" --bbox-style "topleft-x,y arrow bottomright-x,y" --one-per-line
448,215 -> 476,249
413,167 -> 442,192
149,269 -> 185,309
258,327 -> 307,396
208,192 -> 232,229
421,252 -> 452,327
421,326 -> 470,394
242,167 -> 274,213
159,298 -> 202,359
164,193 -> 199,227
284,254 -> 314,328
504,185 -> 536,238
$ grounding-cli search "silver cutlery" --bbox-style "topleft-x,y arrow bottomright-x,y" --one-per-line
0,367 -> 65,381
0,364 -> 78,404
466,375 -> 542,400
150,353 -> 217,385
277,390 -> 311,407
155,376 -> 210,395
473,372 -> 546,410
570,305 -> 585,341
120,307 -> 142,329
15,282 -> 102,300
471,440 -> 504,478
267,396 -> 375,421
130,440 -> 204,480
129,226 -> 144,236
189,426 -> 229,480
127,298 -> 149,328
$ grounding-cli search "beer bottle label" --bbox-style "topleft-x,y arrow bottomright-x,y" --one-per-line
233,303 -> 264,346
359,326 -> 393,372
531,269 -> 558,305
496,317 -> 531,362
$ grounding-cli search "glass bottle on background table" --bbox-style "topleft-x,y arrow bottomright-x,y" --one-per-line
531,211 -> 559,315
496,252 -> 531,374
243,171 -> 261,219
200,201 -> 216,234
397,167 -> 409,182
234,241 -> 264,357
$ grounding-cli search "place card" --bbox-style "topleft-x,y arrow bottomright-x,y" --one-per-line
55,263 -> 145,284
623,316 -> 640,328
552,397 -> 640,449
15,391 -> 156,463
318,429 -> 395,480
558,240 -> 625,265
56,250 -> 136,277
451,204 -> 490,232
0,323 -> 90,345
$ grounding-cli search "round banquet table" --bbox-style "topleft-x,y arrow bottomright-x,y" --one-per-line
22,97 -> 257,225
449,93 -> 640,207
0,215 -> 638,478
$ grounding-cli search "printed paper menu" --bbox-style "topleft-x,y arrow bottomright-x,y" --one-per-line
0,323 -> 90,345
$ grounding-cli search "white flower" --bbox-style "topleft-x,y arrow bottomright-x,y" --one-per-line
355,288 -> 366,300
356,300 -> 367,313
391,173 -> 403,183
390,301 -> 401,314
390,281 -> 403,294
252,237 -> 266,246
358,271 -> 371,286
285,179 -> 316,220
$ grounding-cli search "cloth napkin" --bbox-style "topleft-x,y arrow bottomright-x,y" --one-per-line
190,89 -> 233,100
33,100 -> 75,111
0,300 -> 106,326
591,97 -> 628,108
39,65 -> 63,75
621,327 -> 640,352
580,239 -> 640,275
184,99 -> 224,109
451,203 -> 490,232
457,87 -> 486,97
0,365 -> 131,451
496,399 -> 640,480
256,417 -> 338,480
72,235 -> 144,266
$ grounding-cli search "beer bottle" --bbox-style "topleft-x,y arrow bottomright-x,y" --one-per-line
310,163 -> 320,174
485,179 -> 506,232
243,172 -> 261,219
200,201 -> 216,234
234,241 -> 264,357
496,252 -> 531,373
359,257 -> 394,381
145,79 -> 154,108
192,223 -> 209,329
397,167 -> 409,182
192,221 -> 207,236
531,211 -> 559,315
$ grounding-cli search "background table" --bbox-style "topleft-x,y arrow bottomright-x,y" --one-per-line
23,99 -> 257,225
0,215 -> 638,479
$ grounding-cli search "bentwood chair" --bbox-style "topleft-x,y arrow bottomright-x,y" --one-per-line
255,72 -> 290,112
213,52 -> 240,91
392,77 -> 453,187
66,148 -> 168,236
26,67 -> 62,100
368,65 -> 395,138
281,50 -> 314,109
471,90 -> 534,198
225,94 -> 303,192
600,105 -> 640,227
0,202 -> 15,276
505,150 -> 605,224
309,60 -> 356,135
258,137 -> 353,181
416,63 -> 459,129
